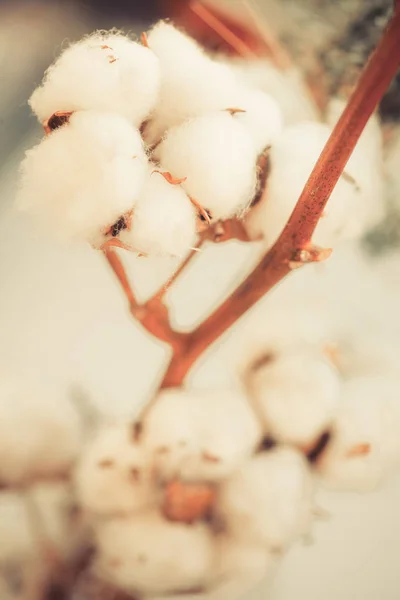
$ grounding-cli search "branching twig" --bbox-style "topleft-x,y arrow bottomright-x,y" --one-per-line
104,5 -> 400,392
159,6 -> 400,388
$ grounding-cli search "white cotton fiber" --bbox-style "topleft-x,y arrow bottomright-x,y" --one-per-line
0,374 -> 82,486
246,348 -> 341,447
17,111 -> 147,244
318,376 -> 400,492
143,388 -> 261,482
95,510 -> 214,595
29,32 -> 160,126
245,120 -> 384,247
156,113 -> 259,219
232,90 -> 283,155
118,168 -> 198,256
74,424 -> 153,516
217,448 -> 313,551
144,21 -> 242,143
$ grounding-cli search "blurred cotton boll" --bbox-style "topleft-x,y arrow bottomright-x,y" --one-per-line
245,348 -> 341,448
17,111 -> 147,244
0,374 -> 82,486
245,118 -> 384,247
94,510 -> 214,595
144,22 -> 242,143
217,448 -> 314,551
29,32 -> 160,126
74,424 -> 154,516
156,112 -> 258,220
119,169 -> 198,257
318,375 -> 400,492
143,388 -> 261,482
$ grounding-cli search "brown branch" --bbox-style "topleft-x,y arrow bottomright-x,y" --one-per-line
103,248 -> 187,351
159,6 -> 400,388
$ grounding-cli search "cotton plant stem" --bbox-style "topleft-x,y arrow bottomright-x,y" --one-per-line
159,6 -> 400,388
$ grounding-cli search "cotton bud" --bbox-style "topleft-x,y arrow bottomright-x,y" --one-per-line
156,113 -> 258,220
217,448 -> 313,551
246,348 -> 341,448
245,121 -> 384,247
94,510 -> 214,595
143,388 -> 261,482
145,21 -> 242,143
74,424 -> 154,516
318,376 -> 400,492
17,111 -> 147,244
118,169 -> 198,257
0,375 -> 82,486
232,90 -> 283,155
29,32 -> 160,126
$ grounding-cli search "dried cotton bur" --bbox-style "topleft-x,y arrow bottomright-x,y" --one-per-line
12,5 -> 400,600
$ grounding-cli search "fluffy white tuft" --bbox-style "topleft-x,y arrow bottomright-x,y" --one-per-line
74,424 -> 153,515
246,348 -> 341,447
94,510 -> 214,595
318,375 -> 400,492
245,120 -> 384,247
232,90 -> 283,155
29,32 -> 160,126
156,112 -> 258,220
217,448 -> 314,551
17,111 -> 147,244
119,168 -> 198,256
145,22 -> 242,143
143,388 -> 261,482
0,375 -> 82,485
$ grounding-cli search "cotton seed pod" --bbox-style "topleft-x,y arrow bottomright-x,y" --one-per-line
156,113 -> 258,220
74,424 -> 154,516
17,111 -> 147,244
144,21 -> 242,143
232,90 -> 283,155
0,375 -> 82,486
143,388 -> 261,482
94,510 -> 214,596
118,168 -> 198,257
29,32 -> 160,126
246,348 -> 341,448
245,120 -> 384,247
217,448 -> 314,551
318,376 -> 400,492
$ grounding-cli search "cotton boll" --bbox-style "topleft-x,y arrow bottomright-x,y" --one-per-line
245,121 -> 384,247
318,376 -> 400,492
119,169 -> 197,257
206,535 -> 276,600
75,424 -> 154,516
145,22 -> 242,143
217,448 -> 313,551
246,348 -> 341,448
95,510 -> 214,595
143,388 -> 261,482
17,111 -> 147,244
156,113 -> 258,219
232,90 -> 283,155
0,375 -> 82,486
29,32 -> 160,126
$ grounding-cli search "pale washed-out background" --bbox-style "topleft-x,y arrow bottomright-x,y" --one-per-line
1,1 -> 400,599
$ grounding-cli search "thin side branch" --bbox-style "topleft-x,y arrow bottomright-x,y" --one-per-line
160,7 -> 400,388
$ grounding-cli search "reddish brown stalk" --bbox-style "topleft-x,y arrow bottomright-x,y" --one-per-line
159,7 -> 400,388
103,248 -> 186,350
